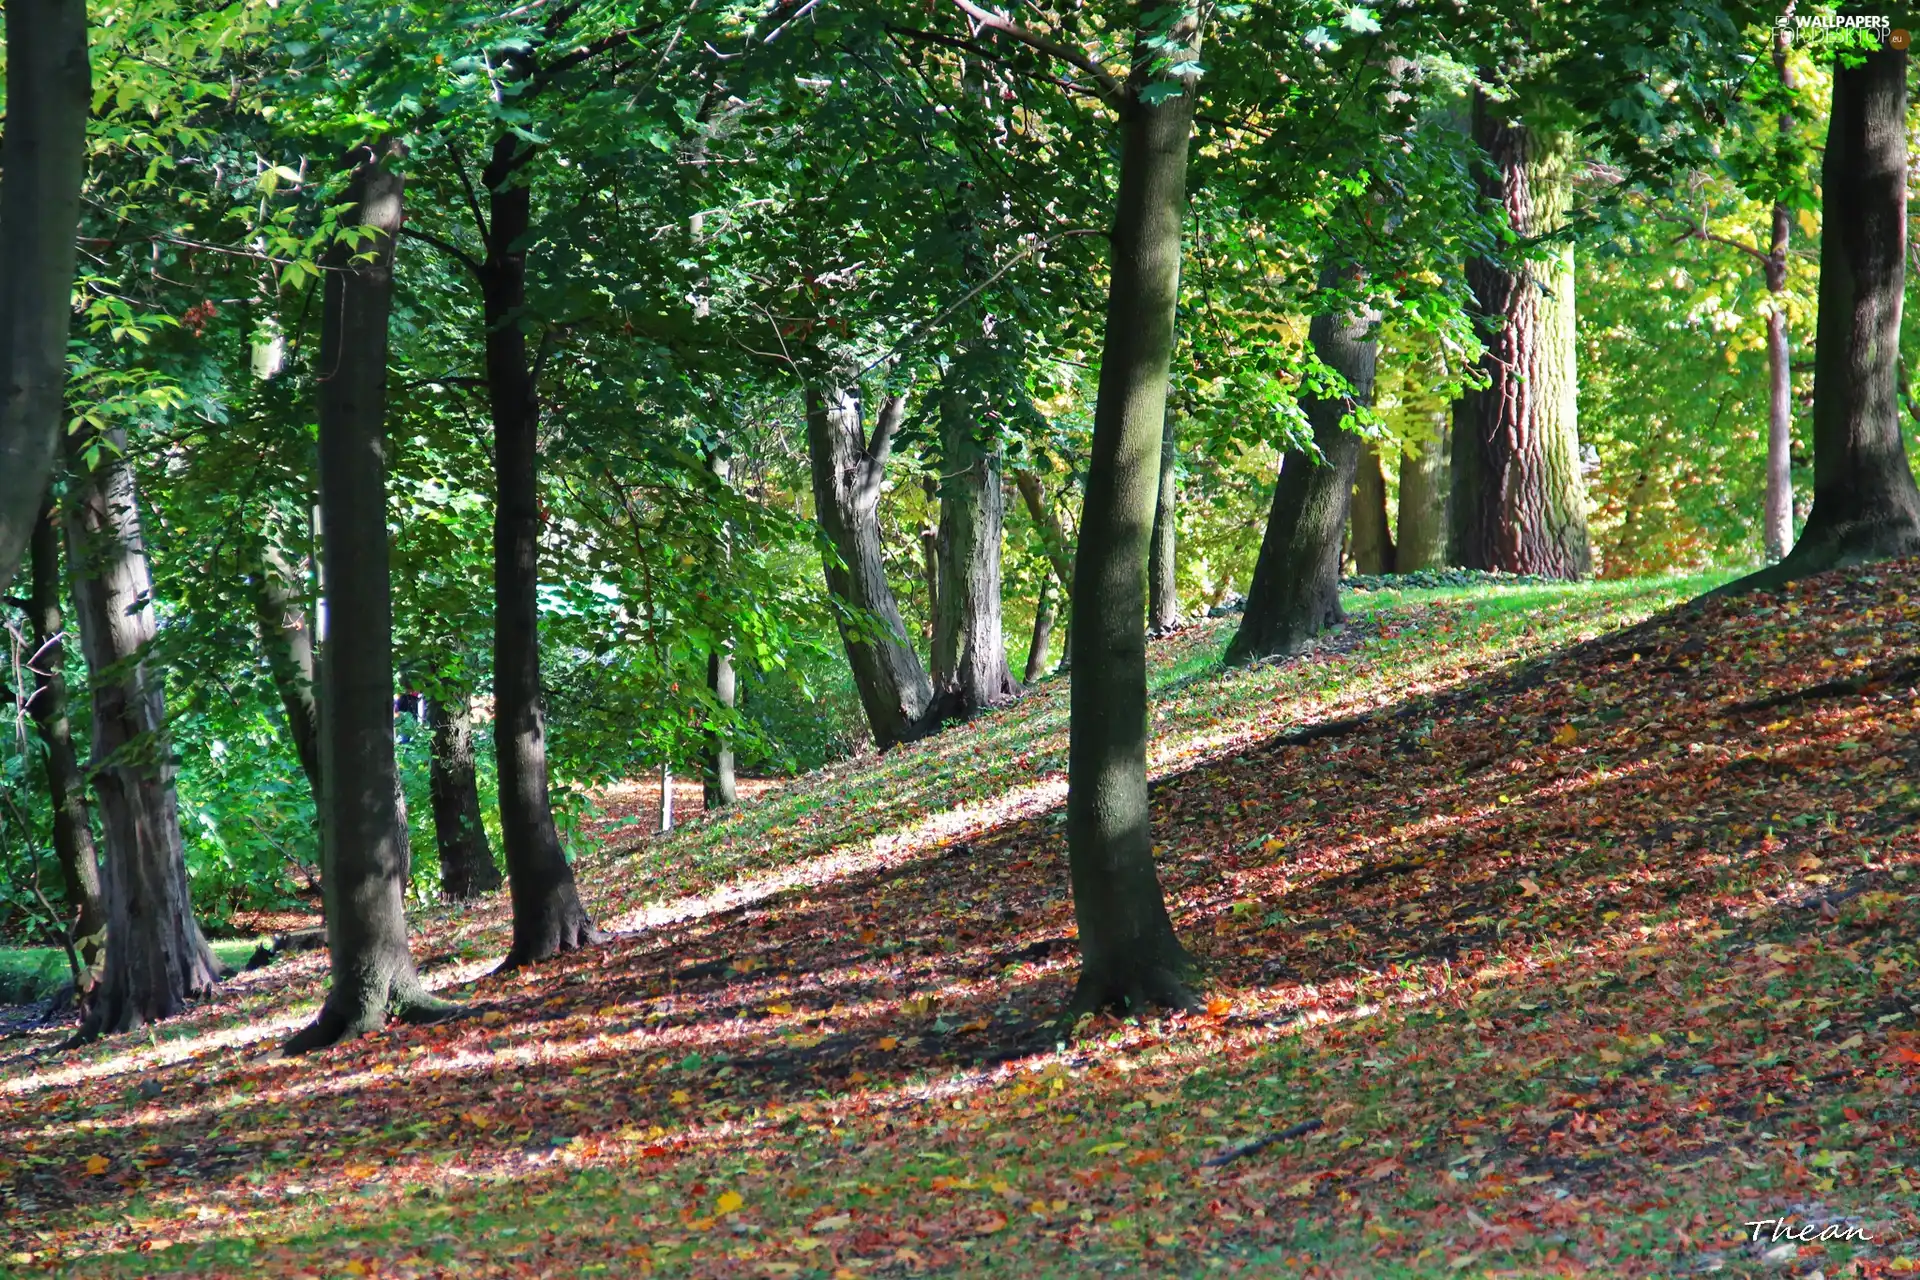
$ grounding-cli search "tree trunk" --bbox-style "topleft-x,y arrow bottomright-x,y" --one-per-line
1763,27 -> 1797,564
27,497 -> 104,990
1226,304 -> 1380,666
930,384 -> 1019,715
919,474 -> 941,643
1014,469 -> 1075,598
426,695 -> 499,900
806,379 -> 933,748
0,0 -> 89,596
1727,44 -> 1920,592
1448,95 -> 1591,578
63,430 -> 219,1042
1024,572 -> 1057,684
249,541 -> 322,799
703,647 -> 737,808
1396,413 -> 1449,571
1066,20 -> 1202,1017
1147,405 -> 1180,632
481,135 -> 602,964
286,142 -> 451,1052
1350,439 -> 1396,574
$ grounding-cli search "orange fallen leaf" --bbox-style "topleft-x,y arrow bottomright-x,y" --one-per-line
84,1155 -> 109,1176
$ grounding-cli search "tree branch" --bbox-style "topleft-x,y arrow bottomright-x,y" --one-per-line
400,227 -> 482,276
865,392 -> 908,483
946,0 -> 1123,105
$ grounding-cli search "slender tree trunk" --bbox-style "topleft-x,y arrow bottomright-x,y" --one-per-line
658,763 -> 674,832
249,542 -> 322,799
806,379 -> 933,748
26,497 -> 104,989
1147,405 -> 1180,632
286,142 -> 451,1052
702,450 -> 738,810
0,0 -> 89,595
1014,469 -> 1075,597
1025,572 -> 1057,684
1396,413 -> 1450,571
1449,95 -> 1591,578
63,429 -> 219,1042
1763,28 -> 1797,564
930,383 -> 1019,715
919,474 -> 941,644
1226,303 -> 1380,665
1350,439 -> 1396,574
480,135 -> 602,964
1727,44 -> 1920,592
1066,19 -> 1202,1017
426,695 -> 499,900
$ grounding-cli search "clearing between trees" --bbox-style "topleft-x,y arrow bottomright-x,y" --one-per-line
3,566 -> 1917,1278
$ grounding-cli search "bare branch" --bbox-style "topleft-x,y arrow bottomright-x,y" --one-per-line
947,0 -> 1123,105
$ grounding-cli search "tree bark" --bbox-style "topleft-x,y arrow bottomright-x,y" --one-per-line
26,496 -> 104,990
1350,439 -> 1396,574
0,0 -> 89,596
1763,26 -> 1797,564
479,134 -> 603,964
286,142 -> 451,1052
806,379 -> 933,748
63,429 -> 219,1042
1449,94 -> 1591,578
1226,303 -> 1380,666
1014,468 -> 1075,598
426,694 -> 500,900
1725,43 -> 1920,593
919,474 -> 941,643
1066,19 -> 1202,1017
1147,405 -> 1180,632
930,383 -> 1019,715
249,541 -> 322,799
702,450 -> 738,810
1396,412 -> 1450,571
1024,572 -> 1057,684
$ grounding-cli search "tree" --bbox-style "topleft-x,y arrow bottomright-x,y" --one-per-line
1024,571 -> 1058,683
25,497 -> 104,992
1350,440 -> 1395,574
0,0 -> 90,595
424,694 -> 500,900
1448,93 -> 1590,579
1723,40 -> 1920,592
702,451 -> 738,810
1226,300 -> 1380,666
1147,405 -> 1180,631
1396,419 -> 1449,571
64,427 -> 220,1042
807,380 -> 934,748
249,541 -> 321,799
930,379 -> 1019,716
1762,27 -> 1799,563
286,143 -> 452,1052
1065,4 -> 1203,1015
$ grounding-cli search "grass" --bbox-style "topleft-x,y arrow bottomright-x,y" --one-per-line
5,564 -> 1919,1278
0,941 -> 258,1005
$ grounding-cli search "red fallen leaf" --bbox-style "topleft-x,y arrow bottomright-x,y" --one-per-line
1888,1046 -> 1920,1067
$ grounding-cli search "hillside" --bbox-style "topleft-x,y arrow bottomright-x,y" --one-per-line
4,565 -> 1918,1278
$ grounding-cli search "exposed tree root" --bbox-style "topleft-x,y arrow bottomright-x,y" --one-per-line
283,979 -> 461,1054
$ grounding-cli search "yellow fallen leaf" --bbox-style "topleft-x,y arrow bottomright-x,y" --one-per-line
878,1036 -> 900,1051
481,1010 -> 507,1025
1281,1176 -> 1317,1197
766,1002 -> 795,1016
84,1155 -> 109,1176
793,1237 -> 823,1252
1205,996 -> 1233,1017
1552,723 -> 1578,747
670,1090 -> 692,1104
715,1190 -> 744,1214
812,1213 -> 852,1231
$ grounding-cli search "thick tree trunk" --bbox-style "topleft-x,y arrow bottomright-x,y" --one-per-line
1226,304 -> 1380,665
0,1 -> 89,595
930,385 -> 1019,715
426,695 -> 500,900
1024,572 -> 1057,684
1147,405 -> 1181,632
1350,439 -> 1396,574
249,541 -> 322,799
286,142 -> 451,1052
63,430 -> 219,1042
480,135 -> 602,964
1066,23 -> 1201,1017
1763,28 -> 1798,564
1396,413 -> 1449,570
27,498 -> 104,989
806,380 -> 933,748
1449,96 -> 1591,578
1727,45 -> 1920,593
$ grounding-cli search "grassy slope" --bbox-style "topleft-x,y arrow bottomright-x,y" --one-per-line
4,565 -> 1919,1278
0,942 -> 258,1006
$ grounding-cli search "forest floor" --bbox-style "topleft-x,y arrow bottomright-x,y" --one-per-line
3,564 -> 1919,1278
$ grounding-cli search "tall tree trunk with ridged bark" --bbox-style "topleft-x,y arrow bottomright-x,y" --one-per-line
930,383 -> 1018,717
807,379 -> 932,748
1066,12 -> 1202,1016
1724,43 -> 1920,593
0,0 -> 89,596
1226,302 -> 1380,665
1350,440 -> 1395,574
286,142 -> 453,1052
427,694 -> 500,900
1449,94 -> 1590,578
480,134 -> 602,964
1396,414 -> 1449,571
64,429 -> 219,1043
27,497 -> 104,991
